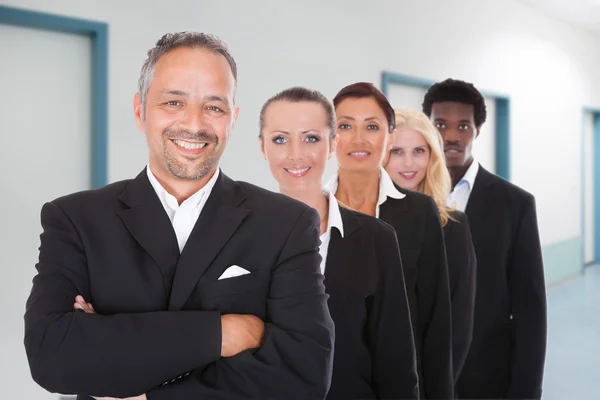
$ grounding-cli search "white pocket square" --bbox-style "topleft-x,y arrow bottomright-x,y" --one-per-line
218,265 -> 251,280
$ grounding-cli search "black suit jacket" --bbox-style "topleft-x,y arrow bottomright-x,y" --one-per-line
443,211 -> 477,382
456,166 -> 547,400
324,206 -> 419,400
379,189 -> 453,399
24,169 -> 335,399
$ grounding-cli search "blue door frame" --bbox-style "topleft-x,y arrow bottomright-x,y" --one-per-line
581,108 -> 600,270
381,71 -> 511,181
0,5 -> 108,188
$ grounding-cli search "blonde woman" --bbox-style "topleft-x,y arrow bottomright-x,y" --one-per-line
385,107 -> 477,383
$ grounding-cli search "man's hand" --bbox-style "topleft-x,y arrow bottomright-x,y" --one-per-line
221,314 -> 265,357
92,395 -> 146,400
74,295 -> 95,314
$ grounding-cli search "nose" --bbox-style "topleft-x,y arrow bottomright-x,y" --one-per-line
288,140 -> 304,162
404,153 -> 415,168
180,106 -> 208,133
442,128 -> 460,144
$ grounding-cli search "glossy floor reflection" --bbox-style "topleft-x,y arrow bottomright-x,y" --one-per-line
543,265 -> 600,399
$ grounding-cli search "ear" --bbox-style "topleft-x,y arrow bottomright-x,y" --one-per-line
133,93 -> 144,131
258,137 -> 267,160
329,134 -> 340,159
388,128 -> 397,151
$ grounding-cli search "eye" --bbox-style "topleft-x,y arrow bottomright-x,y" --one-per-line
338,123 -> 351,130
390,147 -> 402,155
435,122 -> 446,129
305,135 -> 320,143
273,136 -> 287,144
415,147 -> 426,154
165,100 -> 183,106
367,124 -> 379,131
206,105 -> 224,113
458,124 -> 471,131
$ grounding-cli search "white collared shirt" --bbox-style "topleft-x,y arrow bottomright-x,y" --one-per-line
324,167 -> 406,219
318,190 -> 345,274
448,160 -> 480,212
146,165 -> 220,252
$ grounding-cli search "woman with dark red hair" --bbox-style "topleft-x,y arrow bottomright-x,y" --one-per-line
325,82 -> 454,399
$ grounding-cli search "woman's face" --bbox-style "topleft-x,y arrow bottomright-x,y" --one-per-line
384,126 -> 430,191
334,97 -> 394,173
261,100 -> 336,194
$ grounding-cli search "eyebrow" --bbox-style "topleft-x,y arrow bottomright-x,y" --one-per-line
161,89 -> 188,96
159,91 -> 229,104
338,116 -> 381,121
271,130 -> 319,135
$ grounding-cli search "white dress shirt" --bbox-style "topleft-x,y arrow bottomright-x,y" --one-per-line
146,165 -> 220,252
318,190 -> 345,274
448,160 -> 480,212
324,167 -> 406,218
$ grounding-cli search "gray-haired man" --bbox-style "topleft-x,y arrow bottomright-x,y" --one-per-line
24,32 -> 334,400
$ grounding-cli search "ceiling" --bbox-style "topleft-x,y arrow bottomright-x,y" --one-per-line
517,0 -> 600,33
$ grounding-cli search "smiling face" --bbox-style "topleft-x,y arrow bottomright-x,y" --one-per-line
430,101 -> 478,168
385,126 -> 431,191
260,100 -> 336,194
134,46 -> 239,183
334,97 -> 394,173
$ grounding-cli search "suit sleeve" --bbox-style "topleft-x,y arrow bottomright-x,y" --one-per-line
24,201 -> 223,398
147,207 -> 335,400
418,198 -> 454,398
369,224 -> 419,399
445,214 -> 477,381
506,196 -> 547,400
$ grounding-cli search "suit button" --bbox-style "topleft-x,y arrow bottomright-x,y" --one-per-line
509,314 -> 514,320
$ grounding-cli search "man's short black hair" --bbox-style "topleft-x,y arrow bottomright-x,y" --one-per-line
422,78 -> 487,128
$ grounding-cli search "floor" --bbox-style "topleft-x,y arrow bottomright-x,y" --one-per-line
543,265 -> 600,399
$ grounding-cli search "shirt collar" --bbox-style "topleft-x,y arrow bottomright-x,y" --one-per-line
458,159 -> 480,189
324,167 -> 405,208
323,190 -> 344,238
146,164 -> 220,211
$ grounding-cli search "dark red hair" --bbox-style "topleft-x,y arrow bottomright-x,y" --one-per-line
332,82 -> 395,133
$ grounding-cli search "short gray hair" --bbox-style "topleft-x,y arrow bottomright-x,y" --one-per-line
138,32 -> 238,119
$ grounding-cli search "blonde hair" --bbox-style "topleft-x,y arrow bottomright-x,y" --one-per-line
393,108 -> 453,226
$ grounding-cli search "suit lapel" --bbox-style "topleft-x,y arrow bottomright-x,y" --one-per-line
117,169 -> 180,289
324,207 -> 360,280
168,173 -> 249,311
465,166 -> 495,241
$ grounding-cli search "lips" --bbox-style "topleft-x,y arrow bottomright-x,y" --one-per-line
172,139 -> 208,150
284,166 -> 311,177
444,146 -> 462,153
348,150 -> 371,158
399,172 -> 417,179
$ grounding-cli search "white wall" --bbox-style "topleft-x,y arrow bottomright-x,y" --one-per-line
583,112 -> 595,264
1,0 -> 598,247
0,23 -> 92,400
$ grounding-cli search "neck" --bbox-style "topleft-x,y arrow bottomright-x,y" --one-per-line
281,187 -> 327,217
335,168 -> 380,216
449,158 -> 474,188
280,185 -> 329,233
149,162 -> 216,205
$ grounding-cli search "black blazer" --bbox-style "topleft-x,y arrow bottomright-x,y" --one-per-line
324,206 -> 419,400
443,210 -> 477,382
24,169 -> 335,400
379,188 -> 453,399
456,166 -> 547,400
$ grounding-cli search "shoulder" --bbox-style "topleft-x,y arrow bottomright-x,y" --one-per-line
236,180 -> 316,222
479,168 -> 534,206
340,206 -> 397,239
50,179 -> 131,211
392,186 -> 439,213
